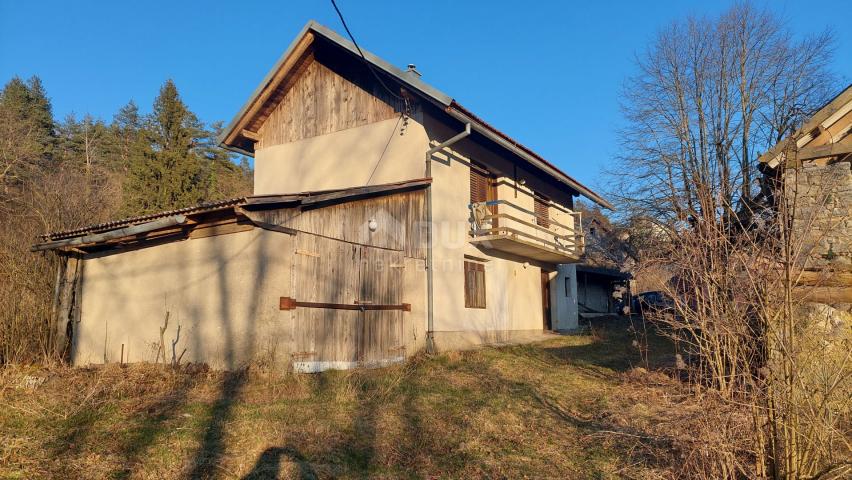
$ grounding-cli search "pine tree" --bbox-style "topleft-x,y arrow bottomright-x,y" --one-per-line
110,100 -> 145,171
57,113 -> 110,173
200,121 -> 253,199
0,76 -> 56,190
122,80 -> 207,215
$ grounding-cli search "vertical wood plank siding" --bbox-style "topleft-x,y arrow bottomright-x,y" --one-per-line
256,58 -> 398,149
291,232 -> 406,365
267,189 -> 424,368
249,190 -> 426,258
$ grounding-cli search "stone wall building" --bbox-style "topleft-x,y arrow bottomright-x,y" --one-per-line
759,84 -> 852,303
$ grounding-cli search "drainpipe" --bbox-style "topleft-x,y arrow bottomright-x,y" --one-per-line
425,123 -> 471,353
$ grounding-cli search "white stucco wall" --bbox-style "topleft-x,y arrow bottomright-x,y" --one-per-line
253,116 -> 429,194
74,229 -> 296,369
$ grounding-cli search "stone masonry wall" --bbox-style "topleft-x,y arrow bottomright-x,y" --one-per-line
784,160 -> 852,271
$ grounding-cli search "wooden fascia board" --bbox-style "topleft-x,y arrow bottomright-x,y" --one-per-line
795,137 -> 852,161
760,85 -> 852,165
222,31 -> 315,148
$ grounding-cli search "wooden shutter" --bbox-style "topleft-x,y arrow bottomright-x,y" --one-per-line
534,194 -> 550,228
464,261 -> 486,309
470,167 -> 489,205
471,165 -> 498,226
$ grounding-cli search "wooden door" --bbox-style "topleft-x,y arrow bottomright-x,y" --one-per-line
291,233 -> 406,371
292,234 -> 361,370
541,271 -> 553,330
359,247 -> 405,364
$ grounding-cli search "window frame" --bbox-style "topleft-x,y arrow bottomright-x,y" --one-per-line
464,260 -> 487,309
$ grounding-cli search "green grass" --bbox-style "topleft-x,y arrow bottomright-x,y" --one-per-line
0,317 -> 697,479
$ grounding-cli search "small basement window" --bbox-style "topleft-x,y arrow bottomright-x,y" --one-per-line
464,261 -> 486,309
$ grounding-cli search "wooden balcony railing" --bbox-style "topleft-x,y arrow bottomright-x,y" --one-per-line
468,200 -> 584,262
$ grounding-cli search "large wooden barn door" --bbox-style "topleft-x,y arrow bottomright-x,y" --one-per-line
290,233 -> 406,372
292,234 -> 361,371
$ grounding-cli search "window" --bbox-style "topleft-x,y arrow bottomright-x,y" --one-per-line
470,165 -> 498,228
534,194 -> 550,228
470,166 -> 490,205
464,261 -> 486,308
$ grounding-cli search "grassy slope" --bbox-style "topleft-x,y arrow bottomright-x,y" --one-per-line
1,318 -> 711,479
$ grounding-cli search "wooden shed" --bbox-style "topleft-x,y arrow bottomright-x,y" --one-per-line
34,179 -> 429,372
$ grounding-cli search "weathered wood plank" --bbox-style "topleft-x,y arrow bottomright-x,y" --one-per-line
256,59 -> 397,149
54,255 -> 81,360
249,189 -> 426,257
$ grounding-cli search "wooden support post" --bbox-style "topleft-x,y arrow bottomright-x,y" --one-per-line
53,254 -> 81,361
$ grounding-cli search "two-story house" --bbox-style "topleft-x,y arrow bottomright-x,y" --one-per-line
35,21 -> 612,372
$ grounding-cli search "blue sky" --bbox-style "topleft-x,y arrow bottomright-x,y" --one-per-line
1,1 -> 850,193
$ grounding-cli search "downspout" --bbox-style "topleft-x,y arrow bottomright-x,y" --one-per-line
425,122 -> 471,353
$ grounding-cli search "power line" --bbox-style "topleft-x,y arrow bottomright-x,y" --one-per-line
329,0 -> 408,110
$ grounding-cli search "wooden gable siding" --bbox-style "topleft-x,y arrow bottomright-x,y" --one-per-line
256,56 -> 398,149
248,189 -> 426,259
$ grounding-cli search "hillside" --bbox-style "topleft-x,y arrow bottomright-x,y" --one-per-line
1,318 -> 743,479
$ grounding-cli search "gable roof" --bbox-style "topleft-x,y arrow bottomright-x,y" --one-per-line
759,84 -> 852,168
219,20 -> 613,210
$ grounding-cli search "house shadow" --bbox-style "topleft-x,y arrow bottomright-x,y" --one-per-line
241,446 -> 317,479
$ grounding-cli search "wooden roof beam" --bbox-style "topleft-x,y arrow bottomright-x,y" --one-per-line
241,129 -> 260,141
796,138 -> 852,161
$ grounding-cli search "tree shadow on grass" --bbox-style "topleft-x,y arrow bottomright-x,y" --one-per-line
45,367 -> 198,479
239,362 -> 461,479
481,362 -> 677,474
236,370 -> 381,479
187,369 -> 248,479
112,373 -> 196,479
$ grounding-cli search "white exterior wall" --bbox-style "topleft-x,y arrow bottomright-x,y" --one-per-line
254,116 -> 428,193
74,229 -> 296,370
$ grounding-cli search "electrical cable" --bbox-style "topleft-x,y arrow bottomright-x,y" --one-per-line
329,0 -> 411,185
365,113 -> 405,185
329,0 -> 410,115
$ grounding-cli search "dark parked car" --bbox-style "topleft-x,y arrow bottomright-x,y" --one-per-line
631,291 -> 675,317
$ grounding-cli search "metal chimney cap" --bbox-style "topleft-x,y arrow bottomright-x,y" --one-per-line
406,64 -> 422,77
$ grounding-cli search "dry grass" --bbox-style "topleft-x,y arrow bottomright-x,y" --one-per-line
0,317 -> 747,479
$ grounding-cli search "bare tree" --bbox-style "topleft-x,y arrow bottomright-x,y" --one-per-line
612,3 -> 834,224
610,4 -> 849,479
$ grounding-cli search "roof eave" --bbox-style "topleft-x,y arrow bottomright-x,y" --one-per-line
758,83 -> 852,166
445,105 -> 614,210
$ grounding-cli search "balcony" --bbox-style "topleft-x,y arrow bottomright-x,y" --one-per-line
468,200 -> 584,264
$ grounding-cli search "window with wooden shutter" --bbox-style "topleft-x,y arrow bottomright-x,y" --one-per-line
470,165 -> 498,227
470,167 -> 489,205
464,261 -> 486,309
534,194 -> 550,228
